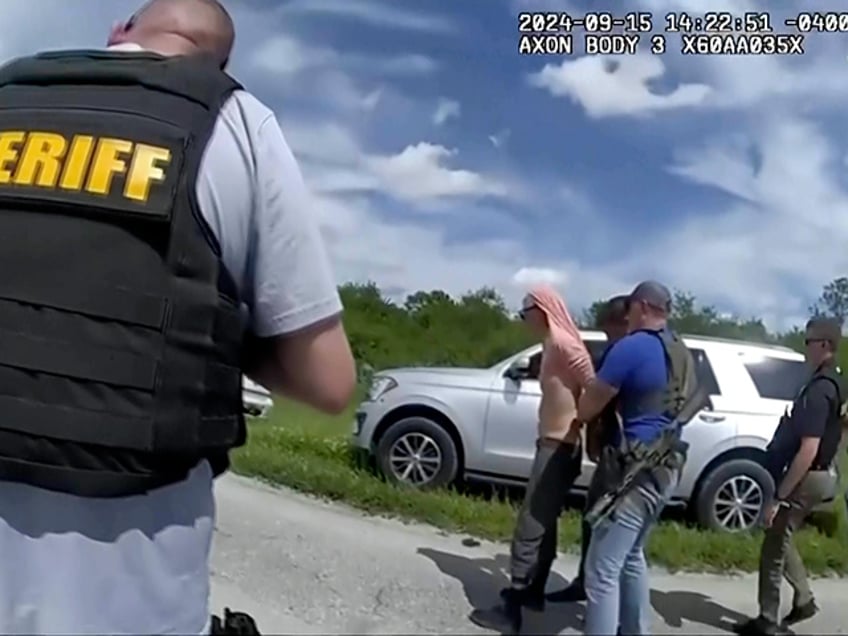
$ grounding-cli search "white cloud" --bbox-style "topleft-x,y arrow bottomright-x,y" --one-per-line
488,129 -> 510,149
432,98 -> 460,126
251,36 -> 437,77
379,54 -> 438,74
630,116 -> 848,330
285,122 -> 510,204
277,0 -> 455,34
250,36 -> 334,75
366,143 -> 509,203
511,267 -> 568,287
529,54 -> 712,118
521,1 -> 847,117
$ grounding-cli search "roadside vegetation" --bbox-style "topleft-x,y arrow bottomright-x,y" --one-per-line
233,278 -> 848,575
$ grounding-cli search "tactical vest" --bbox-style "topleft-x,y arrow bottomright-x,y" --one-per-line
0,50 -> 247,497
627,328 -> 698,424
767,364 -> 846,477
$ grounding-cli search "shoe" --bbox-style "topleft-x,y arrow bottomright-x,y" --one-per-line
782,599 -> 818,626
545,581 -> 586,603
469,599 -> 522,635
500,584 -> 545,612
731,616 -> 780,636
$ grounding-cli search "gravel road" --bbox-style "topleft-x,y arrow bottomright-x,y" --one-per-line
210,474 -> 848,634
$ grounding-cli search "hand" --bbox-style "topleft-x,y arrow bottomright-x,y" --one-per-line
564,419 -> 582,445
763,501 -> 780,528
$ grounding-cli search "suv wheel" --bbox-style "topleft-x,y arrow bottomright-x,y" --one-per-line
376,416 -> 459,489
694,458 -> 774,532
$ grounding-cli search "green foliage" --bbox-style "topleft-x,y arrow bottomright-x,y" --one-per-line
340,279 -> 848,373
340,282 -> 535,370
809,276 -> 848,328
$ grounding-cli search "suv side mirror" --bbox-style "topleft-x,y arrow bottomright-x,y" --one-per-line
505,356 -> 532,381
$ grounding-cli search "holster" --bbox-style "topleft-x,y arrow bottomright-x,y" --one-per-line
211,608 -> 261,635
584,433 -> 687,528
593,444 -> 624,491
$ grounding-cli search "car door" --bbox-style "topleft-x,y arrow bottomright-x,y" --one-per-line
478,350 -> 543,480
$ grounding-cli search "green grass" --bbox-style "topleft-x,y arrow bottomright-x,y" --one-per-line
231,401 -> 848,575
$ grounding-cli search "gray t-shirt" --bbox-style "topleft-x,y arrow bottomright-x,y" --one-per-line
0,48 -> 343,635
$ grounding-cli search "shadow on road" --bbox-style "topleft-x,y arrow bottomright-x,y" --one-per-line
650,589 -> 751,633
417,547 -> 584,634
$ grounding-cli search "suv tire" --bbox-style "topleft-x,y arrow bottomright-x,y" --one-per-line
694,458 -> 774,532
376,416 -> 459,489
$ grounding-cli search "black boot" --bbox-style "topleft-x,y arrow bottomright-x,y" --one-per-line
782,599 -> 818,626
546,578 -> 586,603
515,578 -> 546,612
732,616 -> 781,636
469,588 -> 524,634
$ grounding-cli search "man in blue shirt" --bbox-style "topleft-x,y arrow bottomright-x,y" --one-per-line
575,281 -> 689,636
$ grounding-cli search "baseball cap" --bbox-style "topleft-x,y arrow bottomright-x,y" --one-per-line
627,280 -> 672,313
805,316 -> 842,348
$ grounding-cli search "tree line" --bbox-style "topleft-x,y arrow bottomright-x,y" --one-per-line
340,277 -> 848,372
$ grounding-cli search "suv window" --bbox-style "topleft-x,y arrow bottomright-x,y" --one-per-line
743,356 -> 807,401
526,352 -> 542,380
689,348 -> 721,396
585,339 -> 608,369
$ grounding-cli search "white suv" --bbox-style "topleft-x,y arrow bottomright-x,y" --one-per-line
352,331 -> 825,532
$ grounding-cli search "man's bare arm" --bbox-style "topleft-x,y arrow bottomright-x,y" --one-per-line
244,315 -> 356,415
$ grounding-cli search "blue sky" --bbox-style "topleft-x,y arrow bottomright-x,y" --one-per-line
4,0 -> 848,331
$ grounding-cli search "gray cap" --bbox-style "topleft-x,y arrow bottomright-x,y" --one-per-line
628,280 -> 672,313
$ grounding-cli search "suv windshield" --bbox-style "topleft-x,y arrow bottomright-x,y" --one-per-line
743,356 -> 808,401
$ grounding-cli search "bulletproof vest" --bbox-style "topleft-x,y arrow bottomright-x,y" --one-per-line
0,50 -> 247,497
629,328 -> 698,424
767,364 -> 846,477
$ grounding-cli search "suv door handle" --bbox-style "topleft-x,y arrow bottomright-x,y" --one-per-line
698,413 -> 726,423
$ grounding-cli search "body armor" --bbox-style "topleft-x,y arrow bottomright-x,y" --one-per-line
625,328 -> 699,424
0,50 -> 246,497
585,328 -> 706,527
765,364 -> 846,480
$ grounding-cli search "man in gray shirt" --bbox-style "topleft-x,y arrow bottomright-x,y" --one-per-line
0,1 -> 356,633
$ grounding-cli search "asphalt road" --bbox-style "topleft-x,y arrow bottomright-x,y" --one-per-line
210,474 -> 848,635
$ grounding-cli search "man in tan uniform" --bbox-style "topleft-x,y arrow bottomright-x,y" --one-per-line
470,285 -> 594,634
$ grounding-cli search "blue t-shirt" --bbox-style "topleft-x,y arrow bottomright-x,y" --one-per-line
597,330 -> 673,444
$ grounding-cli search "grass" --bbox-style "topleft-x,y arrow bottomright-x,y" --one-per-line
231,400 -> 848,576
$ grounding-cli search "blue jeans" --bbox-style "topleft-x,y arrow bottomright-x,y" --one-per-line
583,466 -> 678,636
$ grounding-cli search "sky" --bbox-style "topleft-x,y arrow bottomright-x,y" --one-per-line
2,0 -> 848,331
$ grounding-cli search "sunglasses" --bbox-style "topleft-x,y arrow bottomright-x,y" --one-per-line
804,338 -> 827,346
519,305 -> 537,320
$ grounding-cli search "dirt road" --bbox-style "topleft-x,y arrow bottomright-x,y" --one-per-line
210,474 -> 848,634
